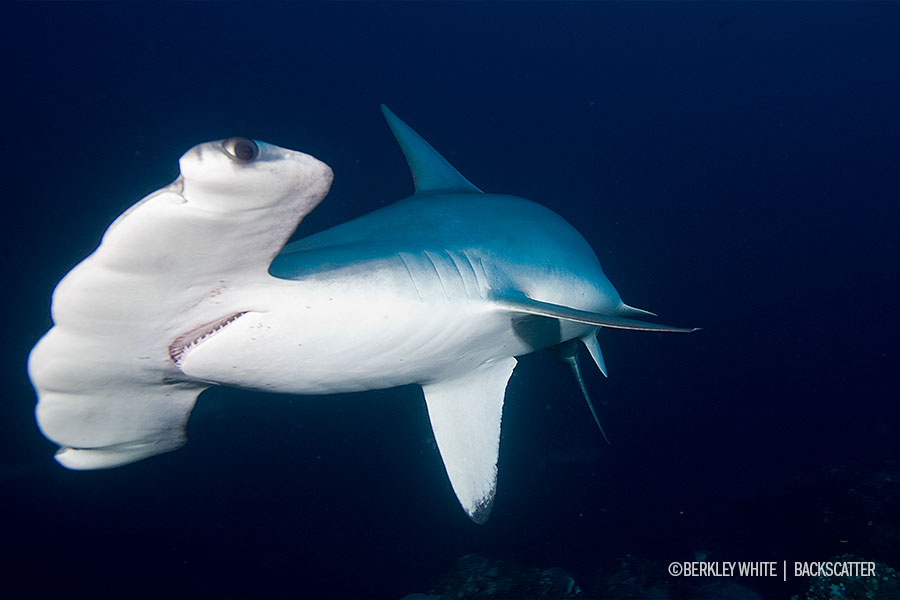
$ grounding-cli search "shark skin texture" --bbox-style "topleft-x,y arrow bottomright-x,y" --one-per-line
28,107 -> 696,523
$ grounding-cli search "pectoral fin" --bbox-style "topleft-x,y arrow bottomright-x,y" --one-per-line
421,357 -> 517,524
494,293 -> 699,333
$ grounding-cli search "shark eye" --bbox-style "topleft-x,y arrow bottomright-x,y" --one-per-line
222,138 -> 260,162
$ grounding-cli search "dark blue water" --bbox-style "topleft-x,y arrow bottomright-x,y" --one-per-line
3,4 -> 898,599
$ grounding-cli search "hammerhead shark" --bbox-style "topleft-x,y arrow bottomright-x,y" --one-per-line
28,106 -> 696,523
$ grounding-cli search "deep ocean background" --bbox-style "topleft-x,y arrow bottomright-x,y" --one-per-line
2,3 -> 898,599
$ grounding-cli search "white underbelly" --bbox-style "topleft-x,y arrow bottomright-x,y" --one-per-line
177,247 -> 600,394
176,289 -> 549,394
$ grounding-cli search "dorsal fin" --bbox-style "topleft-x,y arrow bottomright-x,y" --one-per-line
381,105 -> 482,195
617,303 -> 658,319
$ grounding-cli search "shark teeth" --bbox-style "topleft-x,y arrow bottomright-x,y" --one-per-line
169,312 -> 248,366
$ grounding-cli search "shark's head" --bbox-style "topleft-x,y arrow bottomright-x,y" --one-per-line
30,137 -> 335,470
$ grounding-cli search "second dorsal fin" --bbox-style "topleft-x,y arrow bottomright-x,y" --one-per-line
381,104 -> 482,195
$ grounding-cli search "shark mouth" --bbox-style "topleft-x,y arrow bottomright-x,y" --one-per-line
169,312 -> 248,367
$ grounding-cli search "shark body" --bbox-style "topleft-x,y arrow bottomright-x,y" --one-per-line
28,106 -> 695,522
